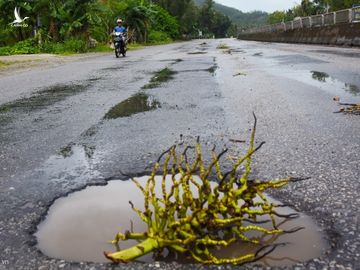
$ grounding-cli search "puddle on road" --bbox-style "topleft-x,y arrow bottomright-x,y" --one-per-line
187,51 -> 207,55
230,48 -> 246,53
36,176 -> 328,266
264,67 -> 360,102
207,64 -> 218,75
310,71 -> 360,96
171,59 -> 183,64
104,92 -> 160,119
39,144 -> 101,189
101,66 -> 124,71
60,143 -> 96,159
177,65 -> 218,75
271,54 -> 327,65
142,68 -> 177,89
310,49 -> 360,58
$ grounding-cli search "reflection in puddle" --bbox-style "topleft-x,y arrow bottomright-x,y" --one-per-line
40,145 -> 101,188
36,176 -> 328,266
104,93 -> 160,119
60,143 -> 96,159
262,64 -> 360,102
310,71 -> 360,96
311,71 -> 329,82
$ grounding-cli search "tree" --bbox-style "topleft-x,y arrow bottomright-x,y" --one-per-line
268,11 -> 286,24
124,2 -> 155,42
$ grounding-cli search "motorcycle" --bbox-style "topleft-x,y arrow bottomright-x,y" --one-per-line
113,32 -> 126,58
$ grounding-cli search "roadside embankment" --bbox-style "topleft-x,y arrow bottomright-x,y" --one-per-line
238,23 -> 360,47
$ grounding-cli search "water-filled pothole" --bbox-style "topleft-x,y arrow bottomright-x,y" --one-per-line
104,93 -> 160,119
263,67 -> 360,103
310,71 -> 360,96
36,176 -> 328,266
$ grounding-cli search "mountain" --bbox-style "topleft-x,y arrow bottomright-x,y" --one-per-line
193,0 -> 268,29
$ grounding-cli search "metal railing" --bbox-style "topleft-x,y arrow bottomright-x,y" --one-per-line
243,7 -> 360,34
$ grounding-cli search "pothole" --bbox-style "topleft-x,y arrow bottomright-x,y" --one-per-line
0,83 -> 90,114
35,175 -> 328,266
187,51 -> 207,55
310,71 -> 360,96
142,68 -> 177,89
104,92 -> 160,119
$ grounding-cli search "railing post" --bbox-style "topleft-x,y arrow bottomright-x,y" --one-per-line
322,14 -> 324,26
291,21 -> 294,30
349,9 -> 353,22
334,12 -> 336,24
309,16 -> 312,27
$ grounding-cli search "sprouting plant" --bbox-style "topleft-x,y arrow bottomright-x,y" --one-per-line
104,114 -> 306,265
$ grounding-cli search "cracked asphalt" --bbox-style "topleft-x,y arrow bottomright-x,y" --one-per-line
0,39 -> 359,269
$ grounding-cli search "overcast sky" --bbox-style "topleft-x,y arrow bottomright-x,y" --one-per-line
215,0 -> 301,13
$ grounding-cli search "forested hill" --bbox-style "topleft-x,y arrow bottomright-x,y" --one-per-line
194,0 -> 268,29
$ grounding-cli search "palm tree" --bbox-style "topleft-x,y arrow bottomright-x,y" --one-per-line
124,3 -> 155,42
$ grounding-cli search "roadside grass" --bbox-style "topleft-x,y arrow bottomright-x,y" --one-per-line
0,59 -> 38,69
0,60 -> 14,67
128,43 -> 145,50
0,38 -> 175,57
88,44 -> 113,53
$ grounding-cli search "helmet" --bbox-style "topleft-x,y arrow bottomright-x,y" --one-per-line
117,19 -> 123,23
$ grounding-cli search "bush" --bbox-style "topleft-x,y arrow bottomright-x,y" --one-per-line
0,37 -> 90,55
40,38 -> 87,54
63,38 -> 87,53
0,39 -> 40,55
148,31 -> 171,44
0,46 -> 12,56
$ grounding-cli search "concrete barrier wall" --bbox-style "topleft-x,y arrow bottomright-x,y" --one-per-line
238,23 -> 360,47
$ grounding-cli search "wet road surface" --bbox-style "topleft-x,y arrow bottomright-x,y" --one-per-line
0,39 -> 359,269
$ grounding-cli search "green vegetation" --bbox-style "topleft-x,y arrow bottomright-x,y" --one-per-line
0,0 -> 237,55
216,43 -> 229,49
105,115 -> 305,264
142,68 -> 177,89
268,0 -> 360,23
0,60 -> 15,68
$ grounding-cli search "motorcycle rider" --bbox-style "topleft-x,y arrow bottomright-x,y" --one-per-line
113,18 -> 127,51
113,18 -> 126,34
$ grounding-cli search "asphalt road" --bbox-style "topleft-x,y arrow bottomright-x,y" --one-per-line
0,39 -> 359,270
